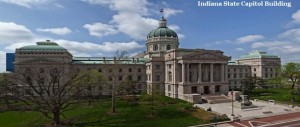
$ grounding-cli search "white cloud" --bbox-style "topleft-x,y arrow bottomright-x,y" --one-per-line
0,0 -> 56,8
36,27 -> 72,35
168,25 -> 180,31
291,9 -> 300,24
0,51 -> 6,72
163,8 -> 183,18
82,0 -> 183,40
279,28 -> 300,41
251,41 -> 290,49
0,22 -> 34,43
236,35 -> 264,44
235,48 -> 244,51
83,23 -> 118,37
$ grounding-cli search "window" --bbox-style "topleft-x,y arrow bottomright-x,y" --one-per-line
166,45 -> 171,50
234,68 -> 236,72
138,84 -> 142,89
234,81 -> 237,85
270,73 -> 273,78
191,86 -> 197,93
119,76 -> 123,81
138,68 -> 141,72
265,68 -> 268,72
254,68 -> 256,71
98,69 -> 102,72
240,68 -> 242,72
215,85 -> 220,92
168,72 -> 172,82
245,68 -> 248,72
254,74 -> 257,77
128,68 -> 132,72
138,75 -> 141,81
239,74 -> 243,78
109,76 -> 113,81
245,74 -> 248,77
168,85 -> 171,91
108,69 -> 112,73
119,68 -> 122,73
228,74 -> 231,79
270,68 -> 273,72
228,69 -> 230,72
234,74 -> 237,79
154,44 -> 158,51
156,65 -> 160,69
265,73 -> 268,78
168,64 -> 171,69
156,75 -> 160,81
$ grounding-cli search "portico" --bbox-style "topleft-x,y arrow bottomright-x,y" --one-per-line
164,49 -> 230,103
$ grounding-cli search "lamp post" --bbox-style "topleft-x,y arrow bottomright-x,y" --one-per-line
231,89 -> 234,116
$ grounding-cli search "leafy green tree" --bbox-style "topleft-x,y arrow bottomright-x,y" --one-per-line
281,62 -> 300,89
241,76 -> 262,98
77,69 -> 107,106
139,92 -> 160,117
118,76 -> 138,96
266,76 -> 284,88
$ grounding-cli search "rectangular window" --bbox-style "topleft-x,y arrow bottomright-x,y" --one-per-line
119,69 -> 122,73
254,68 -> 256,71
156,65 -> 160,69
228,74 -> 231,79
240,68 -> 242,72
138,75 -> 141,81
98,69 -> 102,72
265,68 -> 268,72
168,85 -> 171,91
128,68 -> 132,72
270,68 -> 273,72
128,75 -> 132,80
191,86 -> 197,93
234,68 -> 236,72
234,74 -> 236,79
169,64 -> 172,69
265,73 -> 268,78
168,72 -> 172,82
138,68 -> 141,72
156,75 -> 160,81
109,76 -> 113,81
119,76 -> 122,81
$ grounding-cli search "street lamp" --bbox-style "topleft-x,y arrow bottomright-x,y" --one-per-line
231,89 -> 234,116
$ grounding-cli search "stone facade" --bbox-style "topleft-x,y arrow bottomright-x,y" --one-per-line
12,17 -> 281,103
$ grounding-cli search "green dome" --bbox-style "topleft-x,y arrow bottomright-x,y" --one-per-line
147,27 -> 178,39
18,40 -> 68,52
147,17 -> 178,39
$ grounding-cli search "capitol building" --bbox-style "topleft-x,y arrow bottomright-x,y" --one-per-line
13,17 -> 281,103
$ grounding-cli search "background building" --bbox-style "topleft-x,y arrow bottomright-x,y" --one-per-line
6,53 -> 15,72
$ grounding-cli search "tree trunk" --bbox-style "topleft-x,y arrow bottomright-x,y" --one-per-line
292,82 -> 295,89
112,83 -> 116,113
53,111 -> 61,126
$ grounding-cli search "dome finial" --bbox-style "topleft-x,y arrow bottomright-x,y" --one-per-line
159,16 -> 167,28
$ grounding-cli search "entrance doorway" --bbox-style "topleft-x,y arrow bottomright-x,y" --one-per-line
204,86 -> 210,94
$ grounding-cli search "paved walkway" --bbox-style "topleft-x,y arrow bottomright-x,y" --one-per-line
194,101 -> 296,121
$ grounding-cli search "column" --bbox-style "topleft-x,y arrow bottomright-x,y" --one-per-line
198,63 -> 202,83
210,63 -> 214,82
187,63 -> 190,83
221,64 -> 224,82
225,64 -> 228,82
182,63 -> 185,83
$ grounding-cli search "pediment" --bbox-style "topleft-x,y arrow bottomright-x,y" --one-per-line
182,51 -> 230,61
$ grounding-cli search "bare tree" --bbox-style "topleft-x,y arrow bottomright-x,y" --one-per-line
111,50 -> 127,113
7,64 -> 85,125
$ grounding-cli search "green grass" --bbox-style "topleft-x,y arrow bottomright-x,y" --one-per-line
0,96 -> 217,127
251,88 -> 300,105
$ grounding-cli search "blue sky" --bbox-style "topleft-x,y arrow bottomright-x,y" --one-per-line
0,0 -> 300,72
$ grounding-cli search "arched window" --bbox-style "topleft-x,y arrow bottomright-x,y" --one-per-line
154,44 -> 158,51
166,45 -> 171,50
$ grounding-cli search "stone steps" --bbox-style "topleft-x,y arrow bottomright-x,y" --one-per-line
202,95 -> 232,104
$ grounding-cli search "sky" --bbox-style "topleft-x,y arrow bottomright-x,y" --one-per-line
0,0 -> 300,72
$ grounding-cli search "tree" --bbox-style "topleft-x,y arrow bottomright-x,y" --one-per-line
77,69 -> 107,106
266,76 -> 284,88
111,50 -> 128,113
281,62 -> 300,89
241,76 -> 262,98
118,76 -> 138,96
0,73 -> 12,110
7,65 -> 85,125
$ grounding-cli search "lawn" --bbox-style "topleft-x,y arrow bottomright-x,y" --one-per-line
0,96 -> 221,127
251,88 -> 300,105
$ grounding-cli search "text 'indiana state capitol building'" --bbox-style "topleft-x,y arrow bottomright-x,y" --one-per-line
12,17 -> 281,103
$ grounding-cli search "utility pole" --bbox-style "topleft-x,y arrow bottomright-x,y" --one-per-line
231,89 -> 234,116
